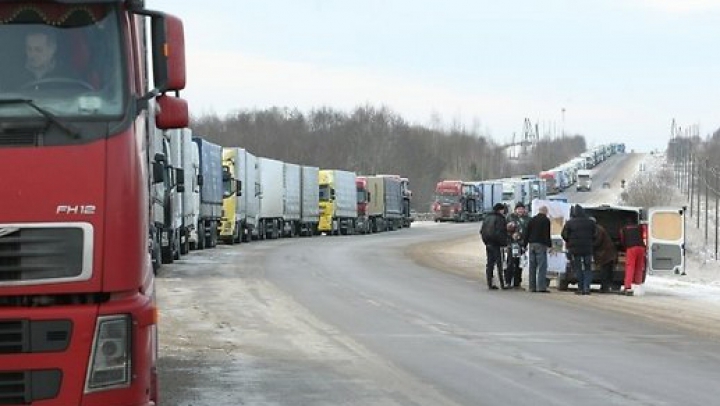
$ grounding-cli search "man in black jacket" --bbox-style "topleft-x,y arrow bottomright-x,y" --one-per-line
480,203 -> 508,290
525,206 -> 552,292
561,205 -> 596,295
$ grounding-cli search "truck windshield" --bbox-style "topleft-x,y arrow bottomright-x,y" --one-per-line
435,194 -> 459,204
319,185 -> 331,201
0,3 -> 125,119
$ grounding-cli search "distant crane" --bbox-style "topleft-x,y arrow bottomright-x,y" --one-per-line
501,118 -> 539,161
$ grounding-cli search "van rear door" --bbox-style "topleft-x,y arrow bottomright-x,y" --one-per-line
647,207 -> 685,274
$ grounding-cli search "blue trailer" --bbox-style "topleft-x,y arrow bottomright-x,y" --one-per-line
192,136 -> 223,249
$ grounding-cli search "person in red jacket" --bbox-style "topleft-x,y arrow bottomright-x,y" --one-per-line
620,221 -> 646,296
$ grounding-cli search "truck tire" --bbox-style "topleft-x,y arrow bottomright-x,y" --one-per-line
180,229 -> 190,255
161,230 -> 174,264
197,222 -> 205,250
173,234 -> 180,260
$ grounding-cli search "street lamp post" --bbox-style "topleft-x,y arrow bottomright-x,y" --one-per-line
561,108 -> 566,137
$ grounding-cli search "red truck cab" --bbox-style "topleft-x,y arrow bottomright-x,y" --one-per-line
0,1 -> 187,404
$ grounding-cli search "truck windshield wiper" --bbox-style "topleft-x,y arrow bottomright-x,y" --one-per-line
0,98 -> 80,139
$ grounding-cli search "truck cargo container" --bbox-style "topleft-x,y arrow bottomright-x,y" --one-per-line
193,137 -> 224,248
356,176 -> 383,233
282,162 -> 302,237
379,175 -> 404,230
180,129 -> 200,252
258,157 -> 285,239
300,166 -> 320,236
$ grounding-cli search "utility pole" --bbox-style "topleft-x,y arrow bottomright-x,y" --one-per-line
561,108 -> 566,137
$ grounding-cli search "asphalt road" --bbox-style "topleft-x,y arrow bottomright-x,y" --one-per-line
158,152 -> 720,405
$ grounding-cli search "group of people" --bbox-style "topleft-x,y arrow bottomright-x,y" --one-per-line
480,202 -> 647,296
480,202 -> 552,292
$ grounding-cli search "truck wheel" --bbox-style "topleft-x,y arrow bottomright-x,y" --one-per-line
197,223 -> 205,250
173,234 -> 181,260
161,231 -> 174,264
180,230 -> 190,255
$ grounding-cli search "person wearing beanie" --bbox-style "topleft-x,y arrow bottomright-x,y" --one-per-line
480,203 -> 509,290
505,202 -> 530,289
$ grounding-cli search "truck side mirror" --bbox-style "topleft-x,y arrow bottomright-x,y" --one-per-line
236,180 -> 242,196
176,168 -> 185,185
156,95 -> 189,130
150,13 -> 186,92
197,174 -> 204,186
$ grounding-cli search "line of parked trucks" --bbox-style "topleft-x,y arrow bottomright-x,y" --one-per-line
431,143 -> 626,222
149,131 -> 414,271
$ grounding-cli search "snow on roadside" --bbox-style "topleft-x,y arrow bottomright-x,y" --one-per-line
629,152 -> 720,297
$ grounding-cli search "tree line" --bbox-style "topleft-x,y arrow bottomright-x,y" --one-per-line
191,106 -> 587,210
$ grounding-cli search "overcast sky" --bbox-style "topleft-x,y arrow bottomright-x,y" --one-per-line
152,0 -> 720,152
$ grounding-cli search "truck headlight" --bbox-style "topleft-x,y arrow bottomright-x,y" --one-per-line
85,315 -> 131,392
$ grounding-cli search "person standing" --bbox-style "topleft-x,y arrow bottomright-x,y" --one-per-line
591,218 -> 618,293
561,205 -> 596,295
480,203 -> 509,290
620,221 -> 646,296
505,202 -> 530,289
525,205 -> 552,292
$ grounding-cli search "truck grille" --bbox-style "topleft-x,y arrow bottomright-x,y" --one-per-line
0,370 -> 61,404
0,320 -> 72,354
0,226 -> 86,283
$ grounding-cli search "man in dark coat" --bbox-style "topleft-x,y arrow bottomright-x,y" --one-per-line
525,205 -> 552,292
561,205 -> 596,295
591,218 -> 618,293
480,203 -> 508,290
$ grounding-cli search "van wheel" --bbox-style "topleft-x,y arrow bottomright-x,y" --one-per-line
557,274 -> 569,291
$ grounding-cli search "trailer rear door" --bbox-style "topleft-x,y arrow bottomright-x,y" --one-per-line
647,207 -> 685,274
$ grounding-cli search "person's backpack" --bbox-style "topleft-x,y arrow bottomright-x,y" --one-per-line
480,215 -> 496,244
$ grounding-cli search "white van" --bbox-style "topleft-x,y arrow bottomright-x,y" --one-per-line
576,169 -> 592,191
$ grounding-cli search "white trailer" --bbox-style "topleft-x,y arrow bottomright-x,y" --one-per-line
282,162 -> 302,237
300,165 -> 320,236
238,149 -> 260,242
180,128 -> 200,252
478,181 -> 503,216
258,157 -> 285,239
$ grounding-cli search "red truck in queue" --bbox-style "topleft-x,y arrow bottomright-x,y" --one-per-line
0,1 -> 187,405
432,180 -> 482,222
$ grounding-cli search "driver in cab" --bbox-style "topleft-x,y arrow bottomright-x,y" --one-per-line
18,29 -> 78,90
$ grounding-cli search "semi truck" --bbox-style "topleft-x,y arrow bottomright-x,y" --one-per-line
0,2 -> 187,405
193,137 -> 224,249
180,128 -> 200,252
219,147 -> 243,244
356,176 -> 381,234
432,180 -> 482,222
376,174 -> 413,227
150,128 -> 183,265
319,170 -> 358,235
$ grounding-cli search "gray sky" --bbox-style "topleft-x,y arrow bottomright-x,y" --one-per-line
152,0 -> 720,152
